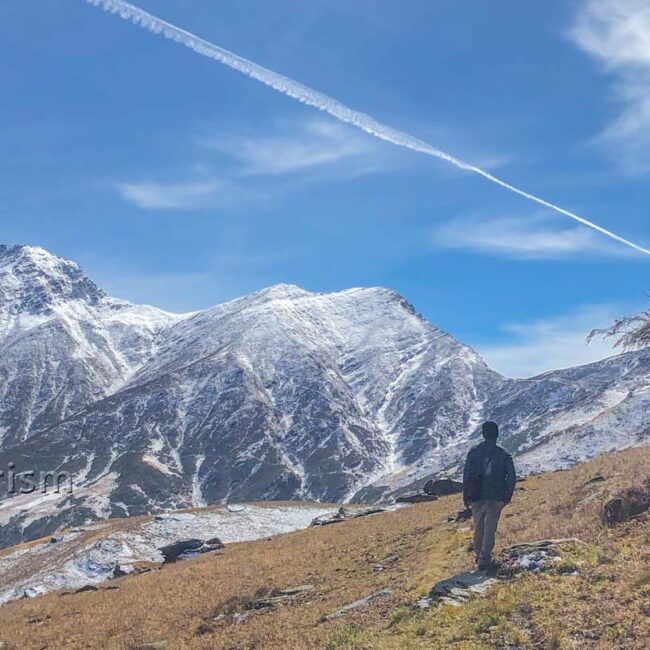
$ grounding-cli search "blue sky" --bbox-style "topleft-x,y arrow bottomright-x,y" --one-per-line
1,0 -> 649,376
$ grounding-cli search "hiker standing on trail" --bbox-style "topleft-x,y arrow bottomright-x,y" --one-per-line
463,421 -> 516,571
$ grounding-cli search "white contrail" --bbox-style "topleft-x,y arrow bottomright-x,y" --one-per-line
86,0 -> 650,257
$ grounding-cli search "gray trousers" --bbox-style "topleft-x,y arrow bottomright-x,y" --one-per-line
471,500 -> 504,563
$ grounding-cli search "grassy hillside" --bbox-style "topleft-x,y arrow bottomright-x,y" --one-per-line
0,447 -> 649,649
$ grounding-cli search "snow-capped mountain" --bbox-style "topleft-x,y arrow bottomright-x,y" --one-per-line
0,245 -> 179,449
0,244 -> 647,548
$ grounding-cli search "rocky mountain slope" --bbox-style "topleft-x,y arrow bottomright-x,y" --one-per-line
0,244 -> 648,548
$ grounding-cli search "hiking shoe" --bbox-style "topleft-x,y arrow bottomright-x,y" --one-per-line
478,559 -> 500,572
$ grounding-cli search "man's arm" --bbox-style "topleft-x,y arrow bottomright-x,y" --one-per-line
503,453 -> 516,504
462,449 -> 474,507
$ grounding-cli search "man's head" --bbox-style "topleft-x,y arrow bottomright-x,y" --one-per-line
482,421 -> 499,440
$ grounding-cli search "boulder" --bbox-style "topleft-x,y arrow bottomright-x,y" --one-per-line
246,584 -> 315,610
310,510 -> 346,527
351,507 -> 385,518
602,485 -> 650,526
112,563 -> 128,578
160,539 -> 204,563
423,479 -> 463,496
311,506 -> 386,526
159,537 -> 223,563
428,571 -> 498,606
204,537 -> 225,549
321,589 -> 392,622
373,555 -> 398,572
278,584 -> 315,596
396,493 -> 438,504
447,507 -> 472,523
498,538 -> 585,577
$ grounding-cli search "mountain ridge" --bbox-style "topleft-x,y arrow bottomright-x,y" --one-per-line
0,244 -> 647,548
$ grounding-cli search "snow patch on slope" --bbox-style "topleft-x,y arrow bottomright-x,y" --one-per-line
0,504 -> 333,604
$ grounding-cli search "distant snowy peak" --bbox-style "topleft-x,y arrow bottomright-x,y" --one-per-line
0,246 -> 183,448
0,244 -> 180,337
0,245 -> 109,317
129,282 -> 462,393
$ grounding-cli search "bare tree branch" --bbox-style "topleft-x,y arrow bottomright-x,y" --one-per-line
588,309 -> 650,350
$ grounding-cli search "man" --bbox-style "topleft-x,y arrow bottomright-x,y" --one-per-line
463,421 -> 516,570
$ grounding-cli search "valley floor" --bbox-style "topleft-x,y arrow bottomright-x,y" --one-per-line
0,447 -> 649,649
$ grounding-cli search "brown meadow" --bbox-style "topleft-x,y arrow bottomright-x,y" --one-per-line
0,445 -> 648,649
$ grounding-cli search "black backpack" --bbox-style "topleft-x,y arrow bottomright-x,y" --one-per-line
466,447 -> 496,502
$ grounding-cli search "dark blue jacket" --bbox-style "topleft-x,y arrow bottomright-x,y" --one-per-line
463,440 -> 516,505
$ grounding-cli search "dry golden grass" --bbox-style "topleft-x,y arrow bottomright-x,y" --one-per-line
0,446 -> 648,649
497,446 -> 650,546
336,521 -> 650,649
329,446 -> 650,650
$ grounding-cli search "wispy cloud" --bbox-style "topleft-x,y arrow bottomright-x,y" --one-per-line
570,0 -> 650,174
475,305 -> 622,377
430,213 -> 629,260
115,119 -> 390,210
114,117 -> 517,210
200,119 -> 381,176
116,179 -> 225,210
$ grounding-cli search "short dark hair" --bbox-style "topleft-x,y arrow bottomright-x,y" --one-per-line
482,421 -> 499,439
